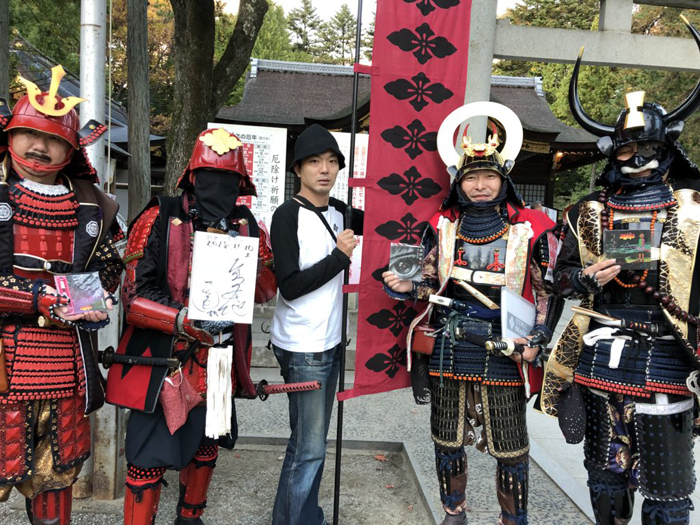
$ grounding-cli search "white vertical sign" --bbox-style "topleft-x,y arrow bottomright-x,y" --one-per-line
329,132 -> 368,211
208,123 -> 287,228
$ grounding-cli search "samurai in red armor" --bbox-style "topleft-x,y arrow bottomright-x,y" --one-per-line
0,65 -> 123,524
106,128 -> 277,525
542,19 -> 700,525
383,103 -> 563,525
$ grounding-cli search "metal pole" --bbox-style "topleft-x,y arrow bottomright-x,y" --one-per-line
80,0 -> 124,501
333,1 -> 363,523
80,0 -> 107,189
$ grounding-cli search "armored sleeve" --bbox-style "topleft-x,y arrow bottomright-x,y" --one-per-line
254,225 -> 277,304
553,215 -> 592,298
122,206 -> 182,315
530,231 -> 564,340
0,274 -> 34,294
87,237 -> 124,293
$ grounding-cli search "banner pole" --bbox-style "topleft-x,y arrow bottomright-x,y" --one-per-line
333,0 -> 364,523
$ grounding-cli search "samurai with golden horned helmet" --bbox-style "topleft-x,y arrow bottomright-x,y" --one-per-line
0,65 -> 124,525
543,15 -> 700,525
383,101 -> 563,525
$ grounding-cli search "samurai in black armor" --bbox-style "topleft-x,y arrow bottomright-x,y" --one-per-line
542,18 -> 700,525
384,102 -> 563,525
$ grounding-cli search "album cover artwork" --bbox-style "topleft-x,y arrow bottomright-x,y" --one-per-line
54,272 -> 106,315
603,229 -> 658,270
389,243 -> 423,282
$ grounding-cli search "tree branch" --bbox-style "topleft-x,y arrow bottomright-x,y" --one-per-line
209,0 -> 268,118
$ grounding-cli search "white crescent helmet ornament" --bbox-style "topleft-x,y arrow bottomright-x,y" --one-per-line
437,102 -> 523,174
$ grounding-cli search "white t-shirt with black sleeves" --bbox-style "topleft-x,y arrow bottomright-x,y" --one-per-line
270,197 -> 362,353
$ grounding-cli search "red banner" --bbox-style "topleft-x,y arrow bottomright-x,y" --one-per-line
339,0 -> 472,401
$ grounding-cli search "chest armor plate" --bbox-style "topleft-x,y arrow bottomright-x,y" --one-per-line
13,224 -> 75,281
450,237 -> 507,286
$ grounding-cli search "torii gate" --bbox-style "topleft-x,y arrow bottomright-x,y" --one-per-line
465,0 -> 700,137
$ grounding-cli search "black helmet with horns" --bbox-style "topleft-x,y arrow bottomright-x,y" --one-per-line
569,16 -> 700,158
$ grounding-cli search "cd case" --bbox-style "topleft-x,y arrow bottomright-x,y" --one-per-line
389,243 -> 423,282
603,229 -> 659,270
54,272 -> 106,315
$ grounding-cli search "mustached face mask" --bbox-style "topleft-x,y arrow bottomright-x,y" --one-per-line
611,141 -> 673,189
193,169 -> 241,225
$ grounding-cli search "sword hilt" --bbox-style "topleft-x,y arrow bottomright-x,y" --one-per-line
485,339 -> 525,356
256,379 -> 322,401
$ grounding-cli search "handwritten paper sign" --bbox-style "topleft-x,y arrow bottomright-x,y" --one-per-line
188,232 -> 259,324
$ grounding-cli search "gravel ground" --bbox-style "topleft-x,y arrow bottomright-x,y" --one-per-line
0,444 -> 431,525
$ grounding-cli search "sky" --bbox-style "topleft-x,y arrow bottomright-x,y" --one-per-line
223,1 -> 520,21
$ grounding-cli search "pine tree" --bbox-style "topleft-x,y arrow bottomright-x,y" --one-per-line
316,4 -> 357,65
287,0 -> 320,54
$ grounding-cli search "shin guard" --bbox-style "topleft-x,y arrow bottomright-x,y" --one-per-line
124,464 -> 167,525
497,458 -> 529,525
586,466 -> 634,525
30,487 -> 73,525
176,445 -> 218,522
641,498 -> 692,525
435,445 -> 467,514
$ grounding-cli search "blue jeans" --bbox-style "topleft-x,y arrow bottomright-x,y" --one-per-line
272,344 -> 341,525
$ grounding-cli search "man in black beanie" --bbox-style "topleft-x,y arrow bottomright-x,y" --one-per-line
269,124 -> 363,525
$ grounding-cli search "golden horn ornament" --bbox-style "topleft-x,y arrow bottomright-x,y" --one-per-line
19,65 -> 86,117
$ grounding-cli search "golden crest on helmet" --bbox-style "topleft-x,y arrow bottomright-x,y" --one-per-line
19,65 -> 86,117
199,128 -> 243,156
461,122 -> 500,158
624,91 -> 646,130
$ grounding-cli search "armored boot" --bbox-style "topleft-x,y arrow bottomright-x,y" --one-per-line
435,446 -> 468,519
439,510 -> 467,525
587,468 -> 633,525
174,445 -> 218,525
28,487 -> 73,525
124,465 -> 166,525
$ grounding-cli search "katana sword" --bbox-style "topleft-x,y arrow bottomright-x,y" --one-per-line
453,279 -> 500,310
100,349 -> 322,400
571,305 -> 661,336
100,346 -> 180,369
255,379 -> 322,401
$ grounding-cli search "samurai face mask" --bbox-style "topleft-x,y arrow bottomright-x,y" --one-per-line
193,169 -> 241,227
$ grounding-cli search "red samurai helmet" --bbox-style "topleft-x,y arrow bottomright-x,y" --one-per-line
0,65 -> 107,179
176,128 -> 257,197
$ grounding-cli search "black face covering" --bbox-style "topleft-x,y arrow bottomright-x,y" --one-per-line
193,169 -> 241,225
602,147 -> 675,190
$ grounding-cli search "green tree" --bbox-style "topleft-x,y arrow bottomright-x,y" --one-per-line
8,0 -> 81,95
287,0 -> 320,54
362,16 -> 375,62
316,4 -> 356,65
111,0 -> 175,134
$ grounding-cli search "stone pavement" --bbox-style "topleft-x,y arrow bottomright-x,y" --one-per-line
2,301 -> 699,524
